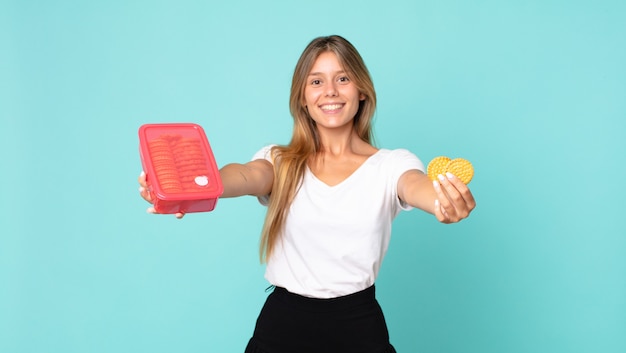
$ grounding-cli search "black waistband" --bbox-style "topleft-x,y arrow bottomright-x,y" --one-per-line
270,285 -> 377,313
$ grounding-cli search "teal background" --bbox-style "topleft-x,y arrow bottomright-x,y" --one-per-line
1,0 -> 624,352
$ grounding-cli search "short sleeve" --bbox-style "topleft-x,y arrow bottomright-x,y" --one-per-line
388,149 -> 425,211
251,145 -> 276,205
251,144 -> 276,165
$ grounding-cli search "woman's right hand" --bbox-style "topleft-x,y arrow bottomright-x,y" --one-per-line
138,171 -> 153,204
138,171 -> 185,219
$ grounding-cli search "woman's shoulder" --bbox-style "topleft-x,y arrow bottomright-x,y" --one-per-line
375,147 -> 418,158
373,148 -> 424,170
251,144 -> 278,162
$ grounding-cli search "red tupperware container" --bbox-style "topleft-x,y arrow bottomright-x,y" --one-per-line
138,123 -> 223,214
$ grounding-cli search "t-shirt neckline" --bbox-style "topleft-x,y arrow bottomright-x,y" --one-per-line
306,149 -> 383,188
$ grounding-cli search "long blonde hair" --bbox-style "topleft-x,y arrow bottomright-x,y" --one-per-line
259,35 -> 377,262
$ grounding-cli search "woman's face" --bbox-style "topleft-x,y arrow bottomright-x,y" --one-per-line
303,51 -> 364,132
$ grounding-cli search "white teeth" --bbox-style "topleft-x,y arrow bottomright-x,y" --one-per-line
321,104 -> 343,111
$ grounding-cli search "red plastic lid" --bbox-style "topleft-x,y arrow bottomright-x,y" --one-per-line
138,123 -> 223,201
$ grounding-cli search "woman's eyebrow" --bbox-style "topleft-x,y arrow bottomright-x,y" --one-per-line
308,70 -> 346,76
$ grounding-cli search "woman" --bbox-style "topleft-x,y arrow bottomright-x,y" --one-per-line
139,35 -> 475,353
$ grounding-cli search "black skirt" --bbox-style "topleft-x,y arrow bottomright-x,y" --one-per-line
244,285 -> 397,353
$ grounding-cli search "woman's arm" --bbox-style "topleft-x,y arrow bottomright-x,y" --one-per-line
218,159 -> 274,198
397,170 -> 476,223
138,159 -> 274,218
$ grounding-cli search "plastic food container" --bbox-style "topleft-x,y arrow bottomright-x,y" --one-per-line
138,123 -> 223,214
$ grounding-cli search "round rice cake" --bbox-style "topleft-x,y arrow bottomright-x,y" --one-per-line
427,156 -> 451,181
446,158 -> 474,184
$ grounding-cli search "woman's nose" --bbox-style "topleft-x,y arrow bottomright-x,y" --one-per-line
325,82 -> 338,96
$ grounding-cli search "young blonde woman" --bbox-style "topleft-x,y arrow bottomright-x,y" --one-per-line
139,35 -> 475,353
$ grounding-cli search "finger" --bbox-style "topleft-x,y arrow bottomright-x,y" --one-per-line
445,172 -> 477,211
147,206 -> 157,214
432,181 -> 452,223
138,186 -> 152,203
138,171 -> 154,203
175,212 -> 185,219
138,171 -> 148,188
434,176 -> 459,219
433,198 -> 451,223
438,173 -> 462,201
439,173 -> 475,220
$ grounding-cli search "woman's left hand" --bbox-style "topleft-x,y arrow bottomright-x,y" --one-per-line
432,172 -> 476,223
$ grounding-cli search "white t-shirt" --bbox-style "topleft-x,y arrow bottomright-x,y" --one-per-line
252,145 -> 424,298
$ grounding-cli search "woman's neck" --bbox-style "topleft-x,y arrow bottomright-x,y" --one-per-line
318,127 -> 359,156
314,127 -> 375,163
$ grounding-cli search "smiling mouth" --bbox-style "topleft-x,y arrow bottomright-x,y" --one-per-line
320,104 -> 344,111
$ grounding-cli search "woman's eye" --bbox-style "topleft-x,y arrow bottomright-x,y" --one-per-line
311,79 -> 322,86
338,76 -> 350,83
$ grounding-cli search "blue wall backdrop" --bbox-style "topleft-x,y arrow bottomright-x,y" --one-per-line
1,1 -> 624,352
